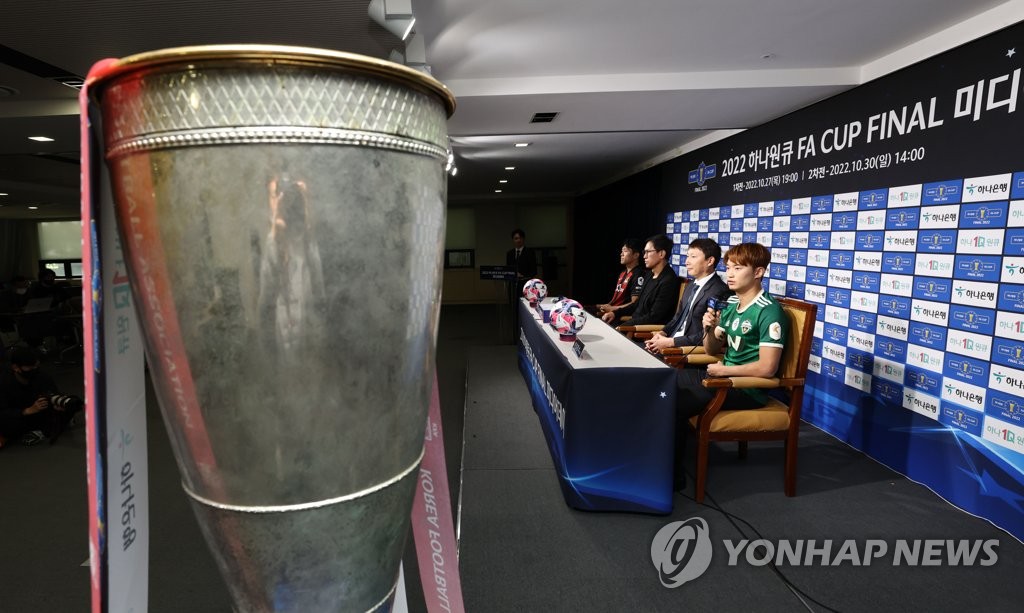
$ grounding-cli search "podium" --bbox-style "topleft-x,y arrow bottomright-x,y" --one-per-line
480,265 -> 518,343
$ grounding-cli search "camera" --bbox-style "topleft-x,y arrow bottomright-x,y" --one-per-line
46,394 -> 83,413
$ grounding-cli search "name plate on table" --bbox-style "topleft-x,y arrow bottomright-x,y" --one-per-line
480,265 -> 517,281
572,338 -> 586,358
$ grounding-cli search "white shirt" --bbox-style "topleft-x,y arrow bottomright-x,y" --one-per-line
673,273 -> 715,338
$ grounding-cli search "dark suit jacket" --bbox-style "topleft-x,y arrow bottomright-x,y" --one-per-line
506,247 -> 538,280
619,266 -> 680,326
661,273 -> 730,346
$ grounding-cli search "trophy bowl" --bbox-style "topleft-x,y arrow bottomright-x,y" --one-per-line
89,45 -> 455,612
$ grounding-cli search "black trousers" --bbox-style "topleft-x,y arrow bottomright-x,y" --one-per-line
673,367 -> 763,486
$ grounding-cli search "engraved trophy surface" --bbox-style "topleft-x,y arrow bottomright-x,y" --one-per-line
90,45 -> 455,611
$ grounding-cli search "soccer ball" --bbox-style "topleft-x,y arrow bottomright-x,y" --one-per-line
522,278 -> 548,305
550,298 -> 587,341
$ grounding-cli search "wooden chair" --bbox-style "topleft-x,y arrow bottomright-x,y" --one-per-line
616,278 -> 690,340
688,297 -> 817,503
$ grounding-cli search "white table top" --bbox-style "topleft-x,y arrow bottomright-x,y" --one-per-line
523,298 -> 671,370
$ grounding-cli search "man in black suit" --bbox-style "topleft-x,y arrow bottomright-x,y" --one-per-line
604,234 -> 680,326
506,228 -> 538,282
645,238 -> 730,352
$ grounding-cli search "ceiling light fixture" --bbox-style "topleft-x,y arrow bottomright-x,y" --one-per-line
0,192 -> 8,196
28,206 -> 39,210
494,190 -> 502,193
367,0 -> 416,41
499,179 -> 508,184
514,142 -> 530,148
28,136 -> 54,142
505,166 -> 515,171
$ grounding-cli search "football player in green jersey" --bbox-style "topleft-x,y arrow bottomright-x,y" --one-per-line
673,242 -> 788,490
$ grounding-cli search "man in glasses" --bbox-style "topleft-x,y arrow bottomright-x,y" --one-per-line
602,234 -> 680,327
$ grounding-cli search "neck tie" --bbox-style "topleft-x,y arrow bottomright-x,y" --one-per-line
676,283 -> 698,335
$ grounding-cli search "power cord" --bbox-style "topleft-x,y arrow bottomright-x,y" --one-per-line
677,475 -> 843,613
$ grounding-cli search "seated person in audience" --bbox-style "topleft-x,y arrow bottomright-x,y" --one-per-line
0,346 -> 83,448
603,234 -> 680,326
645,238 -> 730,352
595,237 -> 644,318
673,242 -> 788,488
31,268 -> 69,308
0,276 -> 31,312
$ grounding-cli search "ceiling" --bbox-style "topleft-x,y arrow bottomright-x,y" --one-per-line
0,0 -> 1020,219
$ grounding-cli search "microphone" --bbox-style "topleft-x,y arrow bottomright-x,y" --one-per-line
704,297 -> 720,335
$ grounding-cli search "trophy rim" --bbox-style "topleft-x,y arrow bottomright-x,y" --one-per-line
88,43 -> 456,117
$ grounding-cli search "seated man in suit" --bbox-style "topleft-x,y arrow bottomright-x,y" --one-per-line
645,238 -> 730,352
603,234 -> 680,327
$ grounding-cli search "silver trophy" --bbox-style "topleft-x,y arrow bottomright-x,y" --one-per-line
90,45 -> 454,611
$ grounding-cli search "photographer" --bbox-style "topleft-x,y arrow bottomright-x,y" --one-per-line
0,346 -> 82,447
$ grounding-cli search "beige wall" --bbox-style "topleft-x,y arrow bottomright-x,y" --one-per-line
442,198 -> 572,304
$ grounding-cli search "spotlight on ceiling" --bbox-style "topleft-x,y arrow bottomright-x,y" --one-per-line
368,0 -> 416,41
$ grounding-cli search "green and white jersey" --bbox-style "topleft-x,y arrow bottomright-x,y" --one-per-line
716,290 -> 787,368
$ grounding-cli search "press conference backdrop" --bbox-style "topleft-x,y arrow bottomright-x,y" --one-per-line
657,21 -> 1024,540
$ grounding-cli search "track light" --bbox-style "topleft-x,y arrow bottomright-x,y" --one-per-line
368,0 -> 416,41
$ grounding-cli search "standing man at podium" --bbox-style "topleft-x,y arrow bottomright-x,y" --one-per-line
506,228 -> 538,282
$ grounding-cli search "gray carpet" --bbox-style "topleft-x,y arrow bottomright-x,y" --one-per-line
457,345 -> 1023,612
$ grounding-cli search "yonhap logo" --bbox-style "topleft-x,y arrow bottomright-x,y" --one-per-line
651,518 -> 714,587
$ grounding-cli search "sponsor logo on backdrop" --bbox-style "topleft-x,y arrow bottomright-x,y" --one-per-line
811,213 -> 833,231
791,216 -> 811,232
831,232 -> 856,250
915,254 -> 954,278
1002,258 -> 1024,283
856,231 -> 885,251
730,232 -> 744,245
960,202 -> 1007,228
873,379 -> 904,404
805,285 -> 827,303
788,248 -> 808,265
880,274 -> 913,297
951,280 -> 998,308
884,230 -> 918,252
732,204 -> 745,218
944,354 -> 989,387
962,173 -> 1011,203
792,198 -> 812,215
888,184 -> 922,208
830,251 -> 854,270
907,344 -> 944,374
822,359 -> 845,381
850,311 -> 878,333
771,248 -> 789,264
744,203 -> 759,217
808,250 -> 830,267
851,290 -> 878,312
774,200 -> 792,216
918,230 -> 957,253
807,268 -> 828,286
710,208 -> 722,220
691,210 -> 700,221
699,221 -> 709,233
886,208 -> 920,229
882,253 -> 915,274
906,366 -> 942,394
834,192 -> 859,212
743,217 -> 758,232
846,367 -> 872,392
824,324 -> 848,345
757,232 -> 773,246
810,233 -> 831,249
759,201 -> 775,217
912,276 -> 953,302
718,219 -> 731,232
808,354 -> 822,373
903,387 -> 940,419
919,205 -> 960,229
854,253 -> 882,271
1009,200 -> 1024,228
1007,229 -> 1024,255
954,255 -> 1001,282
787,266 -> 806,283
984,415 -> 1024,454
922,180 -> 963,205
823,341 -> 847,364
941,378 -> 987,411
825,306 -> 850,328
875,338 -> 907,361
987,390 -> 1024,426
673,212 -> 683,222
911,299 -> 949,326
773,217 -> 791,232
847,329 -> 876,353
758,217 -> 773,231
833,212 -> 857,231
812,195 -> 834,213
991,337 -> 1024,369
995,311 -> 1024,340
957,229 -> 1004,254
828,270 -> 853,289
909,322 -> 946,349
941,407 -> 982,435
874,356 -> 905,383
948,305 -> 995,335
946,329 -> 992,361
877,315 -> 910,341
857,211 -> 886,230
769,278 -> 787,296
786,282 -> 806,299
860,189 -> 888,210
827,289 -> 852,309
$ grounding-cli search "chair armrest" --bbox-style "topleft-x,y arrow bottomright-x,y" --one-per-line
631,325 -> 664,332
663,352 -> 722,368
661,346 -> 706,356
702,376 -> 780,389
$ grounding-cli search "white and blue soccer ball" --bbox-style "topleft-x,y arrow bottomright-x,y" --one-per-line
550,298 -> 587,340
523,278 -> 548,305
